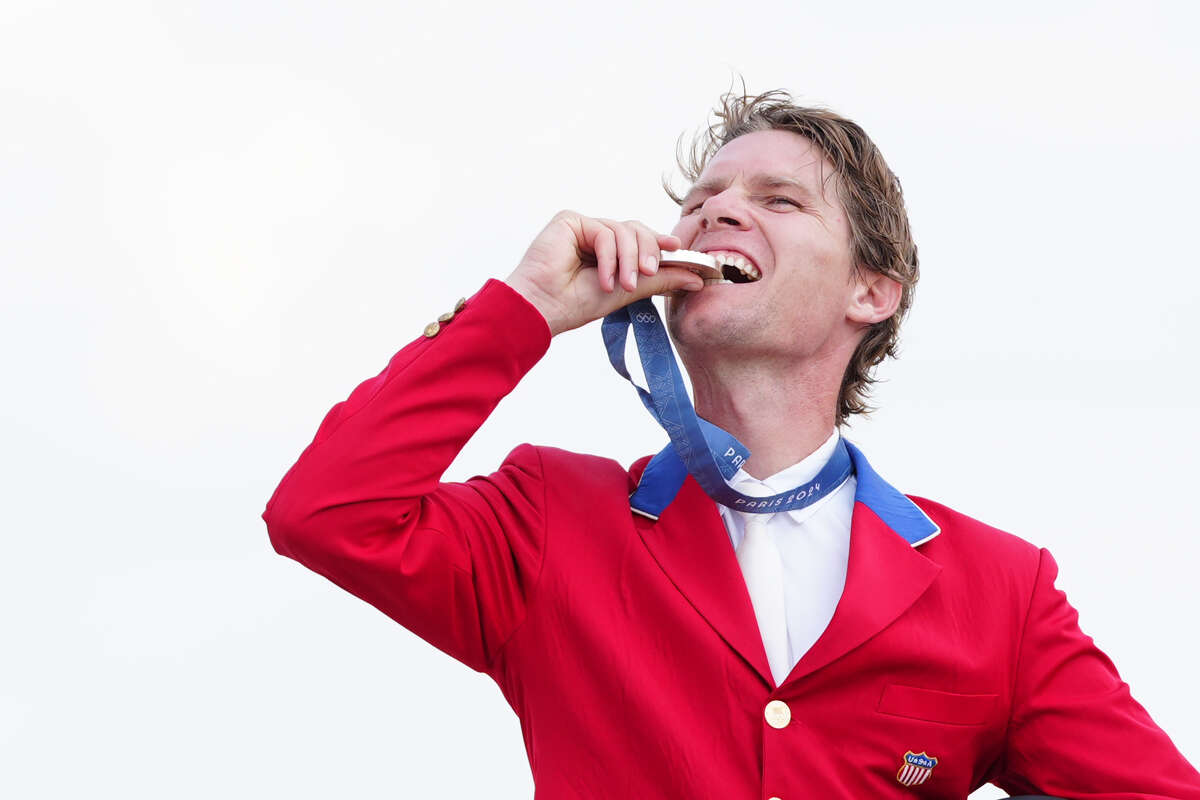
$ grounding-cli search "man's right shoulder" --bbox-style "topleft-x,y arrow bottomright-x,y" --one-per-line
494,444 -> 653,501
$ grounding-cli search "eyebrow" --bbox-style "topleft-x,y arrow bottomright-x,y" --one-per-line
681,173 -> 819,207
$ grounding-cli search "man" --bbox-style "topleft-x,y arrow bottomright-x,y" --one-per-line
263,88 -> 1200,798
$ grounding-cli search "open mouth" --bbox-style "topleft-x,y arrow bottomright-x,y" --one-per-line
659,249 -> 761,286
707,250 -> 761,285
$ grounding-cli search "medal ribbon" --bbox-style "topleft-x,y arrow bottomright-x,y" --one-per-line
601,298 -> 853,518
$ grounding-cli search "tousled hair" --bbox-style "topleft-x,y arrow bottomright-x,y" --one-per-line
665,85 -> 919,424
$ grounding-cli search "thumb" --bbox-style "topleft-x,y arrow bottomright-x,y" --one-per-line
634,265 -> 704,299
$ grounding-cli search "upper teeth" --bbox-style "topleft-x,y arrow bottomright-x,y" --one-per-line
706,250 -> 760,281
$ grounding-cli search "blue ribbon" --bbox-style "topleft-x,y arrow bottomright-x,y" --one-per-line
602,298 -> 853,519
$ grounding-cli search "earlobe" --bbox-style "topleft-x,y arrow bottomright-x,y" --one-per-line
847,271 -> 902,326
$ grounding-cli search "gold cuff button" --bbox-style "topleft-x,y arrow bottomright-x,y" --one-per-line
437,311 -> 454,324
764,700 -> 791,729
423,321 -> 440,338
454,297 -> 467,313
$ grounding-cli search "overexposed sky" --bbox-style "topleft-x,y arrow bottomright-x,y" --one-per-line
3,1 -> 1198,797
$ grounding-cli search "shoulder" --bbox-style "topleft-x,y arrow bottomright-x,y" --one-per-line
907,494 -> 1045,601
910,494 -> 1041,562
497,443 -> 643,496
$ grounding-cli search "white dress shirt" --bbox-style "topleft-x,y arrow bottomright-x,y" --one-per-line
717,429 -> 856,679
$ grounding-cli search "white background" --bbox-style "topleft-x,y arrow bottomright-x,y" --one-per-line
3,1 -> 1198,797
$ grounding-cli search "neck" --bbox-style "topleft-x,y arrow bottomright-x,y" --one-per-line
687,352 -> 842,479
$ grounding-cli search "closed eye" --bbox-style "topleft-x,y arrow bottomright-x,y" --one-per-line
681,196 -> 795,215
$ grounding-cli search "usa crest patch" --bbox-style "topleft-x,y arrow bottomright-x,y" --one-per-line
896,751 -> 938,787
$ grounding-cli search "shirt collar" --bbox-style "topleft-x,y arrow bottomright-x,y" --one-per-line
719,432 -> 941,545
630,432 -> 940,548
723,429 -> 847,523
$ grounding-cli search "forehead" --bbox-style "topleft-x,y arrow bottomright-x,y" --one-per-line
694,129 -> 839,204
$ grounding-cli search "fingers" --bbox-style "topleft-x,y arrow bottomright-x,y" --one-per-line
620,221 -> 663,279
592,225 -> 618,292
588,218 -> 680,293
591,218 -> 639,292
560,212 -> 687,297
572,216 -> 620,292
656,232 -> 683,252
609,219 -> 641,292
514,211 -> 691,336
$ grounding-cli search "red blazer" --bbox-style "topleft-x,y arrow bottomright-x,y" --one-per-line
264,280 -> 1200,799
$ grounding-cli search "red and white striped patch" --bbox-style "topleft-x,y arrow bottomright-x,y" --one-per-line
895,751 -> 938,787
896,762 -> 933,786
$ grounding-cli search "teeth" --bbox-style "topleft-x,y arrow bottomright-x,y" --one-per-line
702,278 -> 734,285
705,250 -> 760,281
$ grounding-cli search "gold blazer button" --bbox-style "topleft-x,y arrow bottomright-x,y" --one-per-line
764,700 -> 791,729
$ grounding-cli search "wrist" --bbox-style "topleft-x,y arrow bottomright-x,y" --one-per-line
504,275 -> 566,337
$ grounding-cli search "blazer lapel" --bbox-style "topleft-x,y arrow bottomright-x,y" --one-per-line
784,497 -> 941,686
628,441 -> 941,690
633,473 -> 775,688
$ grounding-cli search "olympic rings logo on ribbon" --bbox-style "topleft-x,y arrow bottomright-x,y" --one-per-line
634,312 -> 657,323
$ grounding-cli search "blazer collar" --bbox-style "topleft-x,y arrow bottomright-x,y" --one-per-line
632,436 -> 941,548
843,440 -> 941,547
630,441 -> 941,689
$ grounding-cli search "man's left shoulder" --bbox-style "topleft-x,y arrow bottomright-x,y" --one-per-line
906,494 -> 1043,579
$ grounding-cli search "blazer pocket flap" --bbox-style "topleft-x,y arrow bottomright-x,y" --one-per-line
877,684 -> 998,726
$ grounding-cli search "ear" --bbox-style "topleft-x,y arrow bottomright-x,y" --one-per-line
846,268 -> 902,327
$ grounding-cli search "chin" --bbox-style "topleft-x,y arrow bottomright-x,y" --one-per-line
667,297 -> 756,354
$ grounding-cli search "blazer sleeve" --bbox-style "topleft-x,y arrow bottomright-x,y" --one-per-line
262,279 -> 553,674
993,548 -> 1200,799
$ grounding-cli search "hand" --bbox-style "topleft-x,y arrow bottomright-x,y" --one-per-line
506,210 -> 704,336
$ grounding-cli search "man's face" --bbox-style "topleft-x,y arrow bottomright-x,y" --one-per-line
666,129 -> 863,365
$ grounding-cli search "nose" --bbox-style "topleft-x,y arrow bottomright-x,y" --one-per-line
699,188 -> 749,231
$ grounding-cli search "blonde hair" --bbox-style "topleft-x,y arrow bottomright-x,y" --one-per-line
666,86 -> 919,424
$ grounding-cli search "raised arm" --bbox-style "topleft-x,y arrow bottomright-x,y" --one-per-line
262,213 -> 700,671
